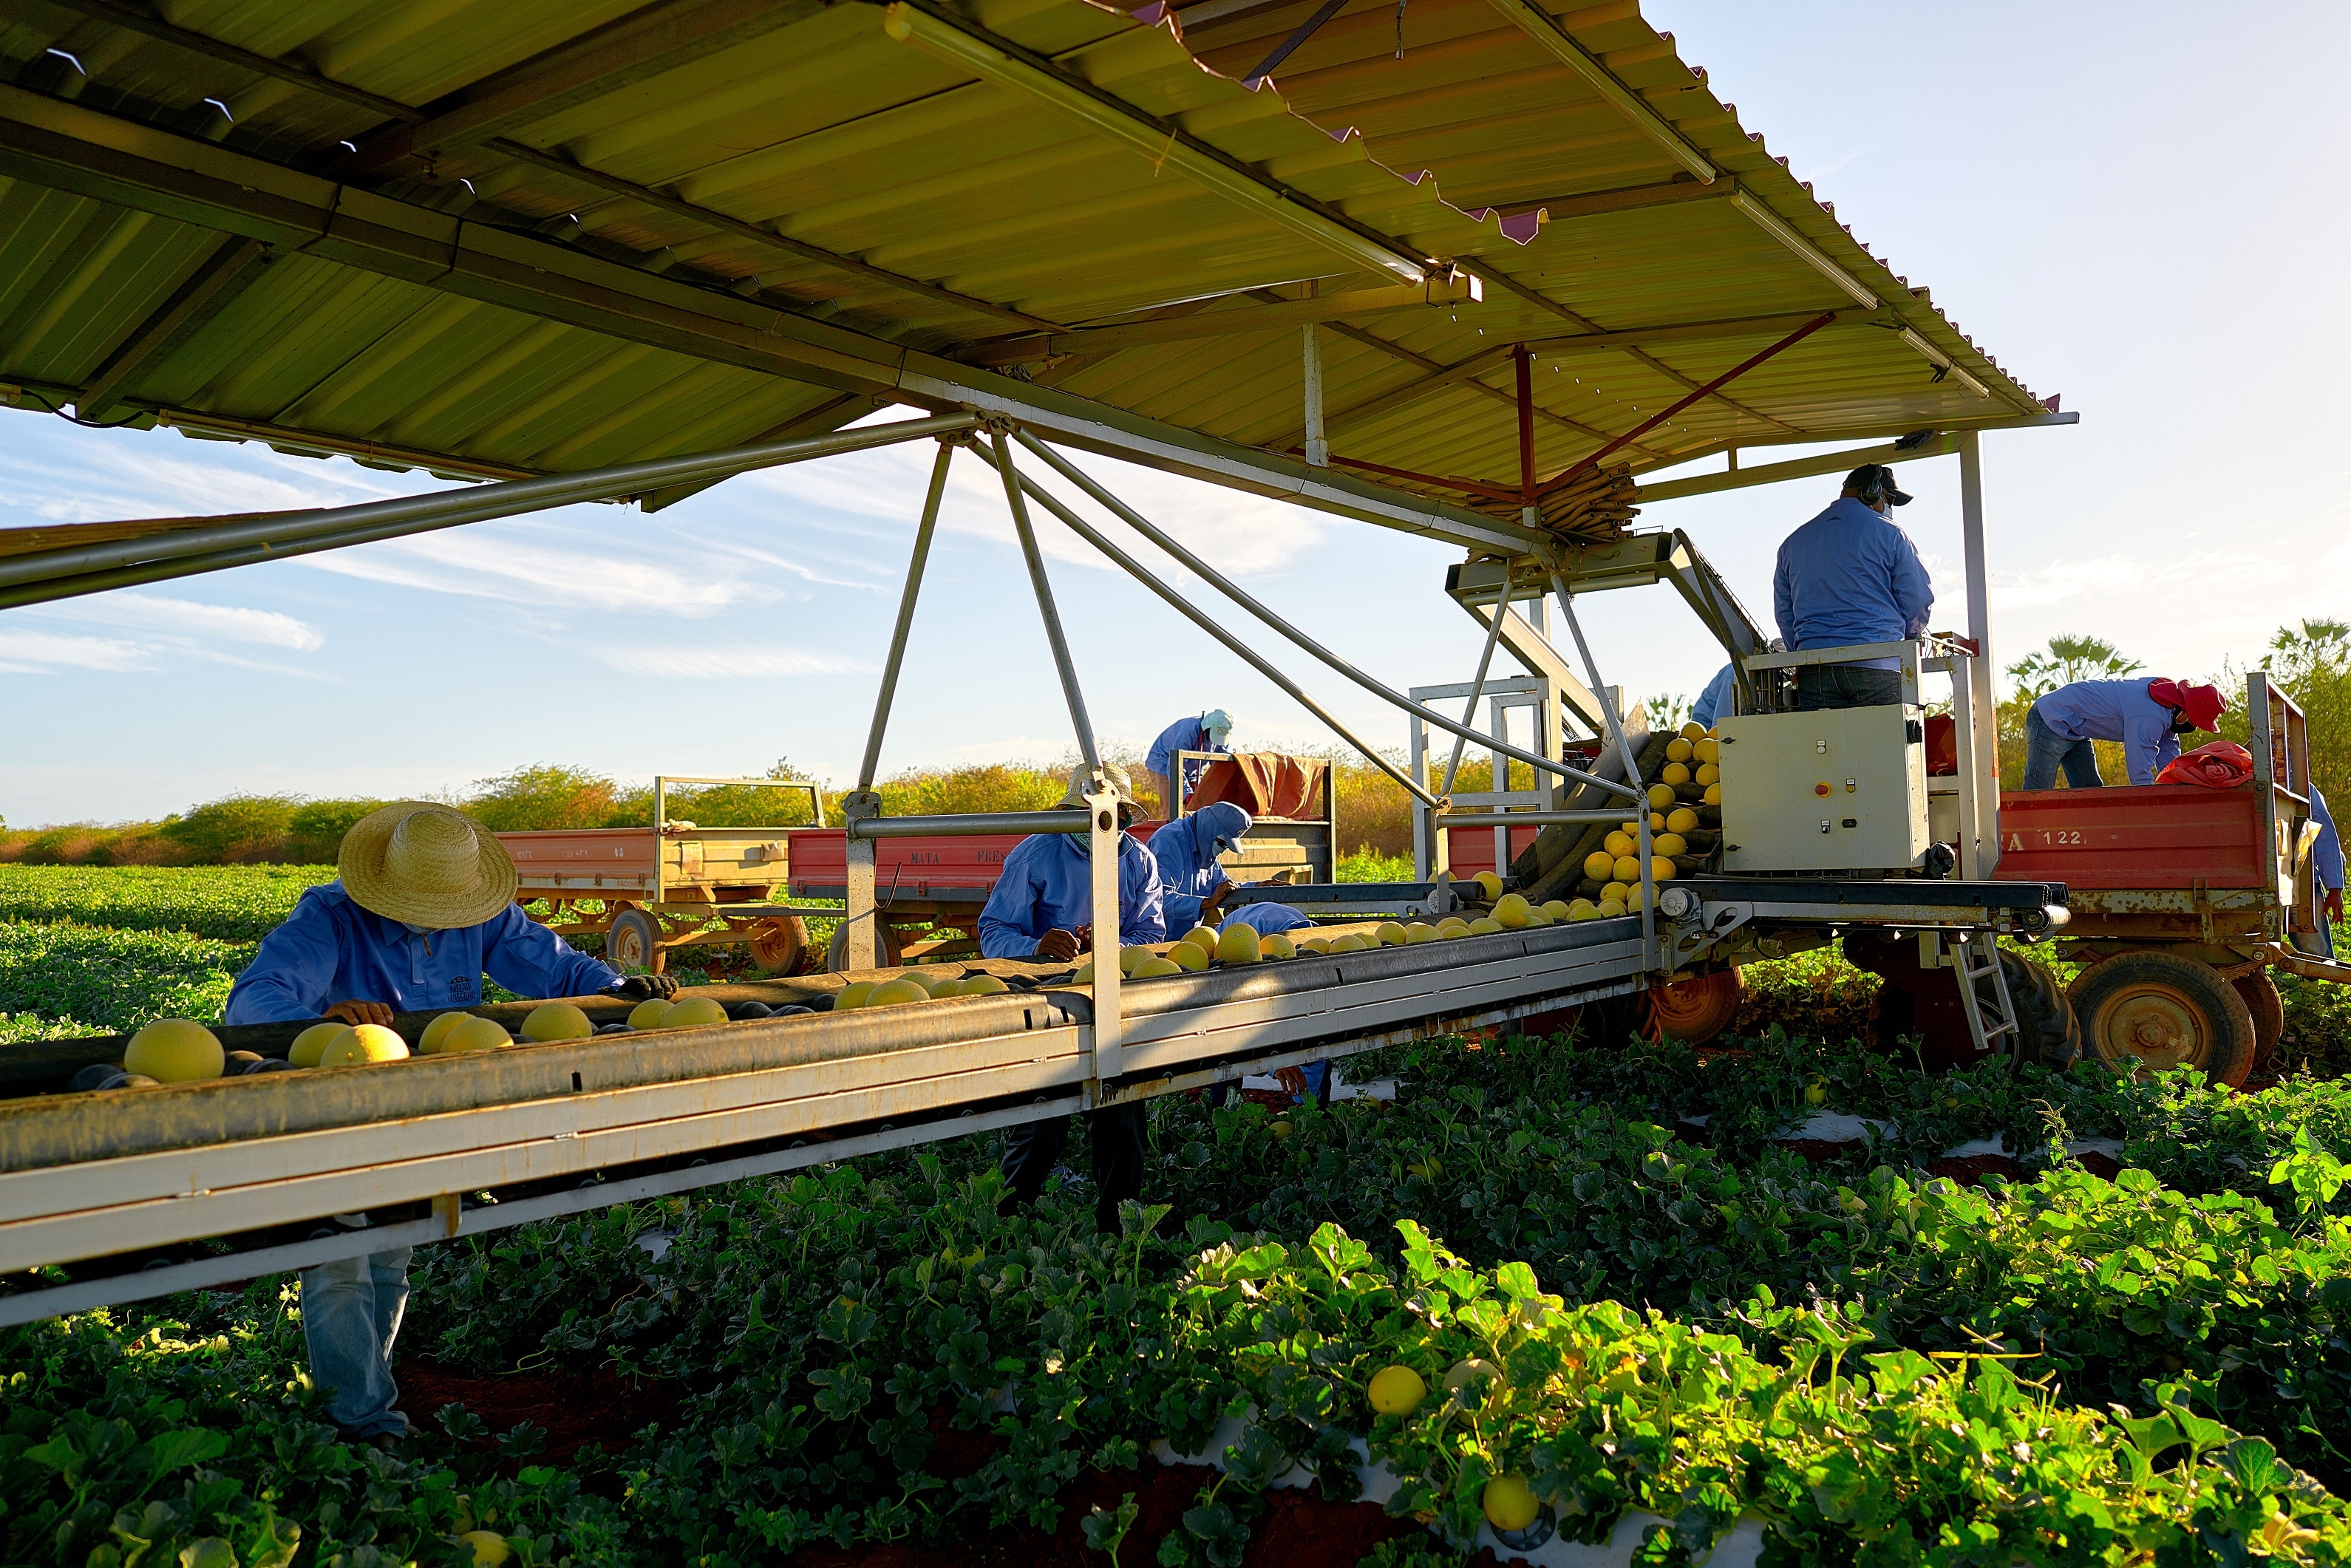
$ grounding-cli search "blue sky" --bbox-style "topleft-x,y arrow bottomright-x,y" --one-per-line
3,0 -> 2346,826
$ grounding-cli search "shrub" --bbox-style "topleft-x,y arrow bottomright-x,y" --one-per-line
284,798 -> 386,862
158,794 -> 298,862
462,765 -> 618,833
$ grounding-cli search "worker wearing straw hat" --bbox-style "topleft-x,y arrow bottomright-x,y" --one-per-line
225,802 -> 680,1446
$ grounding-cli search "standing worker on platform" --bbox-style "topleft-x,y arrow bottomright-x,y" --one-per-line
224,803 -> 678,1446
977,764 -> 1166,1232
2021,677 -> 2228,788
1772,464 -> 1934,710
1142,709 -> 1233,816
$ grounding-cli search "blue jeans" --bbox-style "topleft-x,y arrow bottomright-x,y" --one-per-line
301,1247 -> 412,1439
2022,706 -> 2103,790
1794,665 -> 1903,710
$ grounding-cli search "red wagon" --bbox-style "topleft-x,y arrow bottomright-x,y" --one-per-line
1995,674 -> 2348,1083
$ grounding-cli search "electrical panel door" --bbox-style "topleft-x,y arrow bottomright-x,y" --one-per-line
1716,706 -> 1929,873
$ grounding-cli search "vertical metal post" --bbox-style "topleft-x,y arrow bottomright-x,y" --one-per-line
652,776 -> 668,905
1957,431 -> 1999,873
1514,344 -> 1536,503
1086,783 -> 1123,1095
988,430 -> 1100,770
1302,325 -> 1328,468
1948,652 -> 1982,880
1552,576 -> 1654,958
1439,581 -> 1511,797
843,805 -> 879,972
857,440 -> 954,791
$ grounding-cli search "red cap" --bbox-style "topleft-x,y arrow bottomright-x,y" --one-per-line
2148,678 -> 2227,732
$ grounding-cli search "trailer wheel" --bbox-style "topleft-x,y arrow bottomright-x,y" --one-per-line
2068,950 -> 2256,1086
1647,968 -> 1743,1044
825,920 -> 906,973
2232,967 -> 2284,1074
749,916 -> 813,976
607,907 -> 663,974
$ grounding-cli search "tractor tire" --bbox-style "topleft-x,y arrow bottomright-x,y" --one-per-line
605,907 -> 664,975
2068,950 -> 2256,1087
2003,952 -> 2080,1068
825,919 -> 907,974
749,916 -> 814,976
1648,968 -> 1743,1045
2232,966 -> 2285,1075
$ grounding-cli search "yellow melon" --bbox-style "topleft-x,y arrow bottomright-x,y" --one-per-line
1650,856 -> 1677,882
1703,783 -> 1722,805
1695,737 -> 1721,764
1374,921 -> 1407,947
1654,833 -> 1688,859
1131,955 -> 1183,978
959,974 -> 1010,995
1261,932 -> 1297,960
1214,924 -> 1262,966
1180,925 -> 1222,954
1541,899 -> 1571,919
667,995 -> 729,1027
1601,881 -> 1631,904
833,980 -> 879,1011
123,1019 -> 224,1083
1583,850 -> 1616,882
439,1016 -> 511,1054
1680,720 -> 1706,742
289,1021 -> 351,1068
1647,783 -> 1676,810
320,1023 -> 408,1066
1596,897 -> 1627,918
1612,856 -> 1643,884
1661,762 -> 1691,786
1494,893 -> 1531,928
520,1003 -> 593,1042
1664,736 -> 1694,763
1466,916 -> 1503,935
1567,898 -> 1600,921
1471,870 -> 1503,901
625,998 -> 673,1032
1665,806 -> 1699,834
1169,939 -> 1211,971
1695,762 -> 1720,786
419,1012 -> 469,1053
922,970 -> 966,998
1404,923 -> 1439,944
863,978 -> 932,1008
1329,933 -> 1368,953
1602,831 -> 1635,859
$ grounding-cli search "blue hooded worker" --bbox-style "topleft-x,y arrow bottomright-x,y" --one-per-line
2021,677 -> 2228,789
1148,800 -> 1253,935
1772,464 -> 1934,710
224,802 -> 678,1447
978,763 -> 1166,1231
1691,663 -> 1738,729
1142,708 -> 1233,814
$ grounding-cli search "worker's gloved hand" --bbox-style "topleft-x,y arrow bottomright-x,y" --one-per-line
604,975 -> 681,1002
1200,879 -> 1238,918
1035,928 -> 1083,963
323,999 -> 395,1028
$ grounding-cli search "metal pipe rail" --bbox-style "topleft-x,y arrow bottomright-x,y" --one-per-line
844,809 -> 1089,839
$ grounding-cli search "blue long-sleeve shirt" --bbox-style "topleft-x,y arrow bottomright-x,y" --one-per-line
224,882 -> 621,1024
2028,679 -> 2183,786
1145,715 -> 1229,808
1222,901 -> 1313,936
1691,663 -> 1738,728
977,832 -> 1166,958
2312,785 -> 2342,893
1149,802 -> 1251,935
1772,499 -> 1933,671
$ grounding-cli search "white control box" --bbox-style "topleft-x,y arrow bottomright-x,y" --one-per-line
1716,706 -> 1929,873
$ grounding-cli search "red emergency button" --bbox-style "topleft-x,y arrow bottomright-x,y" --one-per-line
1814,782 -> 1831,796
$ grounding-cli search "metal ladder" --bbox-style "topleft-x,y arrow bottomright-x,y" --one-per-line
1942,931 -> 2024,1062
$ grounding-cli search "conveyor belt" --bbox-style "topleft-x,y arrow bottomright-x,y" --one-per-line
0,879 -> 2066,1324
0,918 -> 1647,1323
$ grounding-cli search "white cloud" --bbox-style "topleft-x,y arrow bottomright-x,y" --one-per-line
590,644 -> 869,680
0,630 -> 153,672
301,528 -> 754,616
95,593 -> 325,650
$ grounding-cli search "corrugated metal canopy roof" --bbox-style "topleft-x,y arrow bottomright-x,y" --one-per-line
0,0 -> 2055,529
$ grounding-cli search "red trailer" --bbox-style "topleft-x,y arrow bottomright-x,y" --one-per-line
1994,674 -> 2349,1083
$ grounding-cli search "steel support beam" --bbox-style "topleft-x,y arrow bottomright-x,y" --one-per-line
990,432 -> 1100,769
340,0 -> 832,176
857,440 -> 956,791
1477,0 -> 1717,183
1624,409 -> 2077,475
0,83 -> 1537,556
1729,190 -> 1879,308
880,1 -> 1424,284
1957,430 -> 2000,873
75,236 -> 265,421
964,275 -> 1482,365
1636,432 -> 1962,502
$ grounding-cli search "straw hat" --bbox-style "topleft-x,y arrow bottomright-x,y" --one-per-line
1055,761 -> 1139,811
338,802 -> 518,929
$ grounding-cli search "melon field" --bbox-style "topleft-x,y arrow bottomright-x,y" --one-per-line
10,867 -> 2351,1567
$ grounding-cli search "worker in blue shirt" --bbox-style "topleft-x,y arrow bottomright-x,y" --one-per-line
225,803 -> 677,1447
980,764 -> 1166,1231
1149,801 -> 1252,935
2304,784 -> 2342,960
1691,663 -> 1738,729
1142,708 -> 1233,814
1772,465 -> 1934,710
2021,677 -> 2226,788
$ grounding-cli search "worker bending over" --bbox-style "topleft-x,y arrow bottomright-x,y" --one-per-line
2021,677 -> 2226,788
1149,800 -> 1252,935
977,764 -> 1166,1231
2304,785 -> 2342,961
1141,708 -> 1233,814
1772,464 -> 1933,710
225,803 -> 678,1446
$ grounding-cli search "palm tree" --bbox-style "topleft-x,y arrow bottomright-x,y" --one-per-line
2004,634 -> 2144,703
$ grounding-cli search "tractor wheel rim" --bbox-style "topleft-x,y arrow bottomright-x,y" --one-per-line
2097,986 -> 2204,1071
